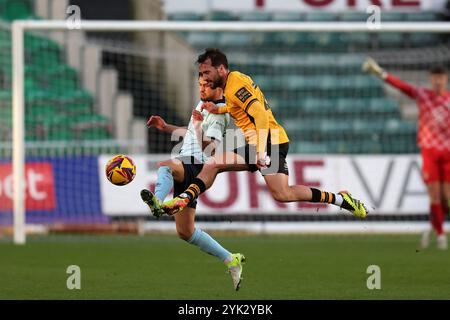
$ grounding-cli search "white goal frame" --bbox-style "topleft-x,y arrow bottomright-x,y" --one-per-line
11,20 -> 450,244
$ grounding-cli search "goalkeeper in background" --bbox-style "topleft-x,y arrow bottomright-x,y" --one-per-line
363,58 -> 450,250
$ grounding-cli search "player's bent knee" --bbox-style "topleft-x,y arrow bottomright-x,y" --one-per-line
203,162 -> 219,173
428,190 -> 441,204
176,223 -> 195,241
427,183 -> 441,204
176,227 -> 194,241
443,185 -> 450,201
270,190 -> 290,202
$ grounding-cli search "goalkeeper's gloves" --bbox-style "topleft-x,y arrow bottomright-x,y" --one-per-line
362,57 -> 388,79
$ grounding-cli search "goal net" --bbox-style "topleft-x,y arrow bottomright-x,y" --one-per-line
2,11 -> 450,243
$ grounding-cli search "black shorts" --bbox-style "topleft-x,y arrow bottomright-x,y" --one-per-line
233,142 -> 289,176
173,156 -> 204,209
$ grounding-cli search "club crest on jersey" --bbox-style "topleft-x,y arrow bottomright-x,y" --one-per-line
235,87 -> 252,103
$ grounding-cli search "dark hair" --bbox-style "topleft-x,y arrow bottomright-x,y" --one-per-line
197,48 -> 228,69
430,65 -> 448,75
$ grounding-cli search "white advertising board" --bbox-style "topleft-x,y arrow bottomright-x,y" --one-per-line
99,154 -> 427,216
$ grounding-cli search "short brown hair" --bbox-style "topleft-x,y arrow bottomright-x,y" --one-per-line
430,65 -> 448,75
197,48 -> 228,69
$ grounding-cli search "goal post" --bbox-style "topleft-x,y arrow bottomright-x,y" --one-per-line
10,20 -> 450,244
12,21 -> 24,244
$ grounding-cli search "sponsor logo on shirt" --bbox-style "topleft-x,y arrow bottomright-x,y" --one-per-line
235,87 -> 252,103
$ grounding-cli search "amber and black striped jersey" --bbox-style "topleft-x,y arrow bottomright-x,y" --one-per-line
218,71 -> 289,146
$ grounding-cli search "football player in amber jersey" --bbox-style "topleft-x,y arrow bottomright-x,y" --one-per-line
161,48 -> 369,219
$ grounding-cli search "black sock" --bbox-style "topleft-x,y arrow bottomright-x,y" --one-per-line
183,178 -> 207,201
310,188 -> 338,206
310,188 -> 322,202
310,188 -> 353,210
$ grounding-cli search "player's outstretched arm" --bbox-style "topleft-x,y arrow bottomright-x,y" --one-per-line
201,101 -> 228,114
362,57 -> 418,99
146,115 -> 187,137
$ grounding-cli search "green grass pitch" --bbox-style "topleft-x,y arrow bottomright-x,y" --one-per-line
1,234 -> 449,299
